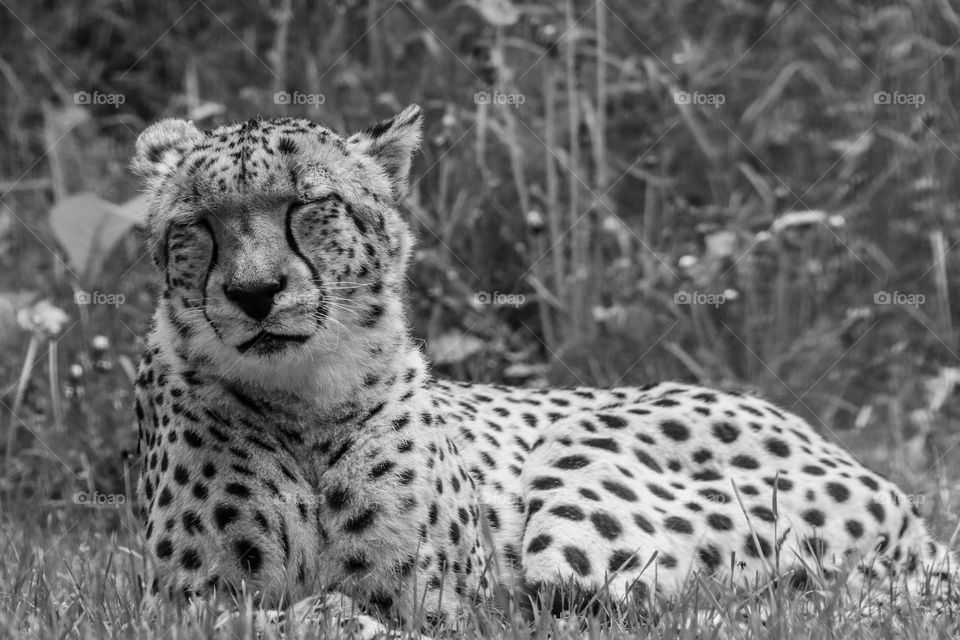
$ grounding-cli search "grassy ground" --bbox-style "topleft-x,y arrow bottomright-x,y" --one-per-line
3,502 -> 960,639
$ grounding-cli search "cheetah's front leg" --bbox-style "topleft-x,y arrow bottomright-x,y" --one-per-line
139,403 -> 325,607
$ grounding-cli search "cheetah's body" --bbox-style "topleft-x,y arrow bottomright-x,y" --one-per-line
132,107 -> 952,629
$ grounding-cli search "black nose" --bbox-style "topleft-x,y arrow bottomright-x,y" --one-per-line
224,278 -> 285,321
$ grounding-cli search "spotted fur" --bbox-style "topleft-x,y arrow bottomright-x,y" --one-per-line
133,106 -> 953,629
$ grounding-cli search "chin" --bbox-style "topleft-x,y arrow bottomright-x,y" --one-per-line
216,339 -> 321,392
236,332 -> 312,357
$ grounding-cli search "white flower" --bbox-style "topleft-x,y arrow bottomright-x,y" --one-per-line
678,255 -> 698,269
17,300 -> 69,336
526,210 -> 545,229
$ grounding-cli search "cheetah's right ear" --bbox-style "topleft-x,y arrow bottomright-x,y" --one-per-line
131,119 -> 204,181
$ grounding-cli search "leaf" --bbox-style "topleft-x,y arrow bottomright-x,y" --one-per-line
429,331 -> 485,365
49,192 -> 149,278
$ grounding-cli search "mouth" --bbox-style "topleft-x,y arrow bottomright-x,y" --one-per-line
236,332 -> 311,355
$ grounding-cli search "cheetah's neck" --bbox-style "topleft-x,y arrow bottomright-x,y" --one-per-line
150,301 -> 431,424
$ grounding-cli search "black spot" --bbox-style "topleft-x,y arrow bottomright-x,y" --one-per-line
633,448 -> 663,473
745,533 -> 772,558
551,505 -> 585,521
182,430 -> 203,447
693,469 -> 723,482
173,465 -> 189,485
867,500 -> 885,524
707,513 -> 733,530
327,440 -> 353,466
181,548 -> 203,570
712,422 -> 739,443
590,511 -> 623,540
157,487 -> 172,507
764,476 -> 793,491
192,482 -> 208,500
156,539 -> 173,559
802,465 -> 826,476
597,414 -> 627,429
182,511 -> 204,535
764,438 -> 790,457
601,480 -> 638,502
343,554 -> 369,573
213,505 -> 239,530
554,455 -> 590,470
224,483 -> 251,499
344,507 -> 379,533
579,488 -> 600,501
608,550 -> 639,572
532,476 -> 563,490
664,516 -> 693,534
731,455 -> 759,470
660,420 -> 690,441
202,462 -> 217,478
582,437 -> 619,452
370,460 -> 396,479
449,522 -> 461,545
327,486 -> 351,510
277,137 -> 299,155
803,536 -> 829,559
698,544 -> 722,572
563,546 -> 591,576
825,482 -> 850,502
690,450 -> 712,464
234,539 -> 263,573
527,534 -> 552,553
859,475 -> 879,491
658,553 -> 677,569
803,509 -> 825,527
750,506 -> 776,522
647,483 -> 675,501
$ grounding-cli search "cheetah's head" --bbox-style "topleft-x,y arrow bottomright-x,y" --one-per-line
133,107 -> 422,391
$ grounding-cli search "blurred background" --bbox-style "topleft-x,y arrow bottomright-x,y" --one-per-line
0,0 -> 959,534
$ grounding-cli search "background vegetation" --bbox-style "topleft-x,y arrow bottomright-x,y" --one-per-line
1,0 -> 960,636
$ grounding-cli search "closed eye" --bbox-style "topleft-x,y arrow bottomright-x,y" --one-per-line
289,193 -> 342,211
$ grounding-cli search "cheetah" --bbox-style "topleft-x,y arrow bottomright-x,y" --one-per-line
132,105 -> 954,632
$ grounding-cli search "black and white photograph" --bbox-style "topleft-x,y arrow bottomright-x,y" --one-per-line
1,1 -> 959,637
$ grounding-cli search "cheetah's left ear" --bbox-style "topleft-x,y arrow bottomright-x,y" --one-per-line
348,105 -> 423,201
131,118 -> 204,181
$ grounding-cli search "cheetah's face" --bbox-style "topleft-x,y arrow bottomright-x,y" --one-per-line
133,107 -> 422,367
